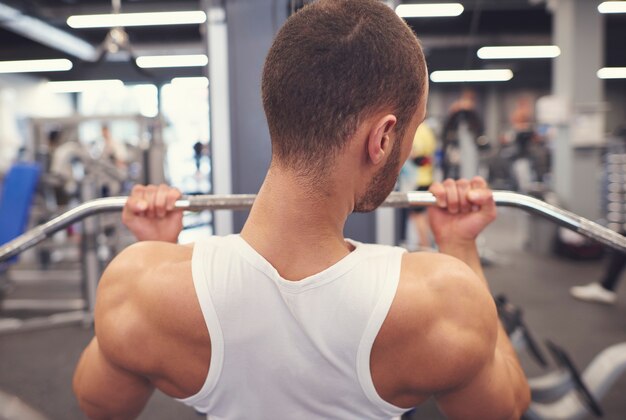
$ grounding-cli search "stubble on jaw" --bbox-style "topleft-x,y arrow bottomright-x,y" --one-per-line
353,138 -> 402,213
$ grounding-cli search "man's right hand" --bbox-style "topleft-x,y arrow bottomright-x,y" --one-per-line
122,184 -> 183,243
427,177 -> 497,247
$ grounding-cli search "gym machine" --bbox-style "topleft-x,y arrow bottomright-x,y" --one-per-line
0,190 -> 625,336
1,115 -> 166,322
29,114 -> 166,187
498,295 -> 626,420
0,389 -> 47,420
526,341 -> 626,419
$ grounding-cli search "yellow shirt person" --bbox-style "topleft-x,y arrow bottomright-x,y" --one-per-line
411,122 -> 437,188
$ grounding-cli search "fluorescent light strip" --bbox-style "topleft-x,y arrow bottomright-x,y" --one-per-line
597,67 -> 626,79
171,77 -> 209,88
430,69 -> 514,83
478,45 -> 561,59
598,2 -> 626,14
67,11 -> 207,28
396,3 -> 464,18
0,59 -> 72,73
136,54 -> 208,69
47,79 -> 124,93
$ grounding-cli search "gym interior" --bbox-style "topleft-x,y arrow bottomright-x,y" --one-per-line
0,0 -> 625,419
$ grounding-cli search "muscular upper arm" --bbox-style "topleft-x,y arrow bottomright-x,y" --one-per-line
73,242 -> 195,418
73,337 -> 153,419
73,243 -> 156,418
435,347 -> 526,420
382,253 -> 528,419
415,255 -> 528,419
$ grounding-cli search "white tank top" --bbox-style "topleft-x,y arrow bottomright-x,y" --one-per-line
176,234 -> 410,420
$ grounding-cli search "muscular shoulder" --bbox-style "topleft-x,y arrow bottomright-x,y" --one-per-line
105,241 -> 193,278
96,241 -> 193,315
94,242 -> 199,374
374,252 -> 498,401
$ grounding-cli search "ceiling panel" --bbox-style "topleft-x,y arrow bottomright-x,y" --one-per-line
0,0 -> 623,87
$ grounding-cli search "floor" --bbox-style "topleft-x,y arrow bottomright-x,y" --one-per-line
1,209 -> 625,420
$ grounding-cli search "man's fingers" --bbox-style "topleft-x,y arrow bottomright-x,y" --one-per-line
470,176 -> 488,189
131,184 -> 145,196
126,185 -> 148,215
443,179 -> 459,214
125,184 -> 182,220
144,185 -> 157,218
166,188 -> 182,212
467,176 -> 493,207
127,196 -> 148,214
457,179 -> 471,213
429,183 -> 447,208
429,177 -> 494,214
154,185 -> 169,218
467,189 -> 493,205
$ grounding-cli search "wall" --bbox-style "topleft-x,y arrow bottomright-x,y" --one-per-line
226,0 -> 276,232
606,82 -> 626,134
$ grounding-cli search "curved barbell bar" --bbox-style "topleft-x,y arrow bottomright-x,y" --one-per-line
1,191 -> 625,263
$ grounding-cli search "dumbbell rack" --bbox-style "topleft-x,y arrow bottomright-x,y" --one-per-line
604,137 -> 626,234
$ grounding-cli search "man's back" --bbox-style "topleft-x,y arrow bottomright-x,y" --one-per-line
85,225 -> 518,419
174,235 -> 410,418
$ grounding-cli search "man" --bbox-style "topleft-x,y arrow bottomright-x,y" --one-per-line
100,124 -> 128,170
73,1 -> 530,419
441,89 -> 484,180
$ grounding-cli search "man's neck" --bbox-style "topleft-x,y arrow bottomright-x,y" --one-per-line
240,166 -> 356,281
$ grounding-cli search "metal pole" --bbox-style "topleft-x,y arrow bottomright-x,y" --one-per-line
1,191 -> 625,262
80,176 -> 100,324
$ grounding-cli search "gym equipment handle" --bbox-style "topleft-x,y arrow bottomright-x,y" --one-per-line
1,191 -> 625,262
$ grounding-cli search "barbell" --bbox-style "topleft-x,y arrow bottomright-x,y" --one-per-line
0,190 -> 625,263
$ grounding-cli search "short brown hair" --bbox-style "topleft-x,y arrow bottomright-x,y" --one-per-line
262,0 -> 426,174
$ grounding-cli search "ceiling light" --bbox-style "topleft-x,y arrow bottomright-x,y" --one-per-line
477,45 -> 561,59
136,54 -> 208,69
67,11 -> 207,29
598,2 -> 626,14
396,3 -> 464,18
47,79 -> 124,93
171,77 -> 209,88
597,67 -> 626,79
430,69 -> 514,83
0,59 -> 72,73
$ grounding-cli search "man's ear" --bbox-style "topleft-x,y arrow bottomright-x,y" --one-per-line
367,114 -> 397,165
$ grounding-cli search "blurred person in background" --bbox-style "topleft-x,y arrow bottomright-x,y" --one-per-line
571,244 -> 626,305
489,96 -> 550,192
97,124 -> 129,197
193,140 -> 210,174
49,130 -> 89,202
405,121 -> 437,249
508,97 -> 535,193
100,124 -> 128,170
441,89 -> 484,179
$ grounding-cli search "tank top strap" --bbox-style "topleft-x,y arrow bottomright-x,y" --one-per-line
176,237 -> 225,407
